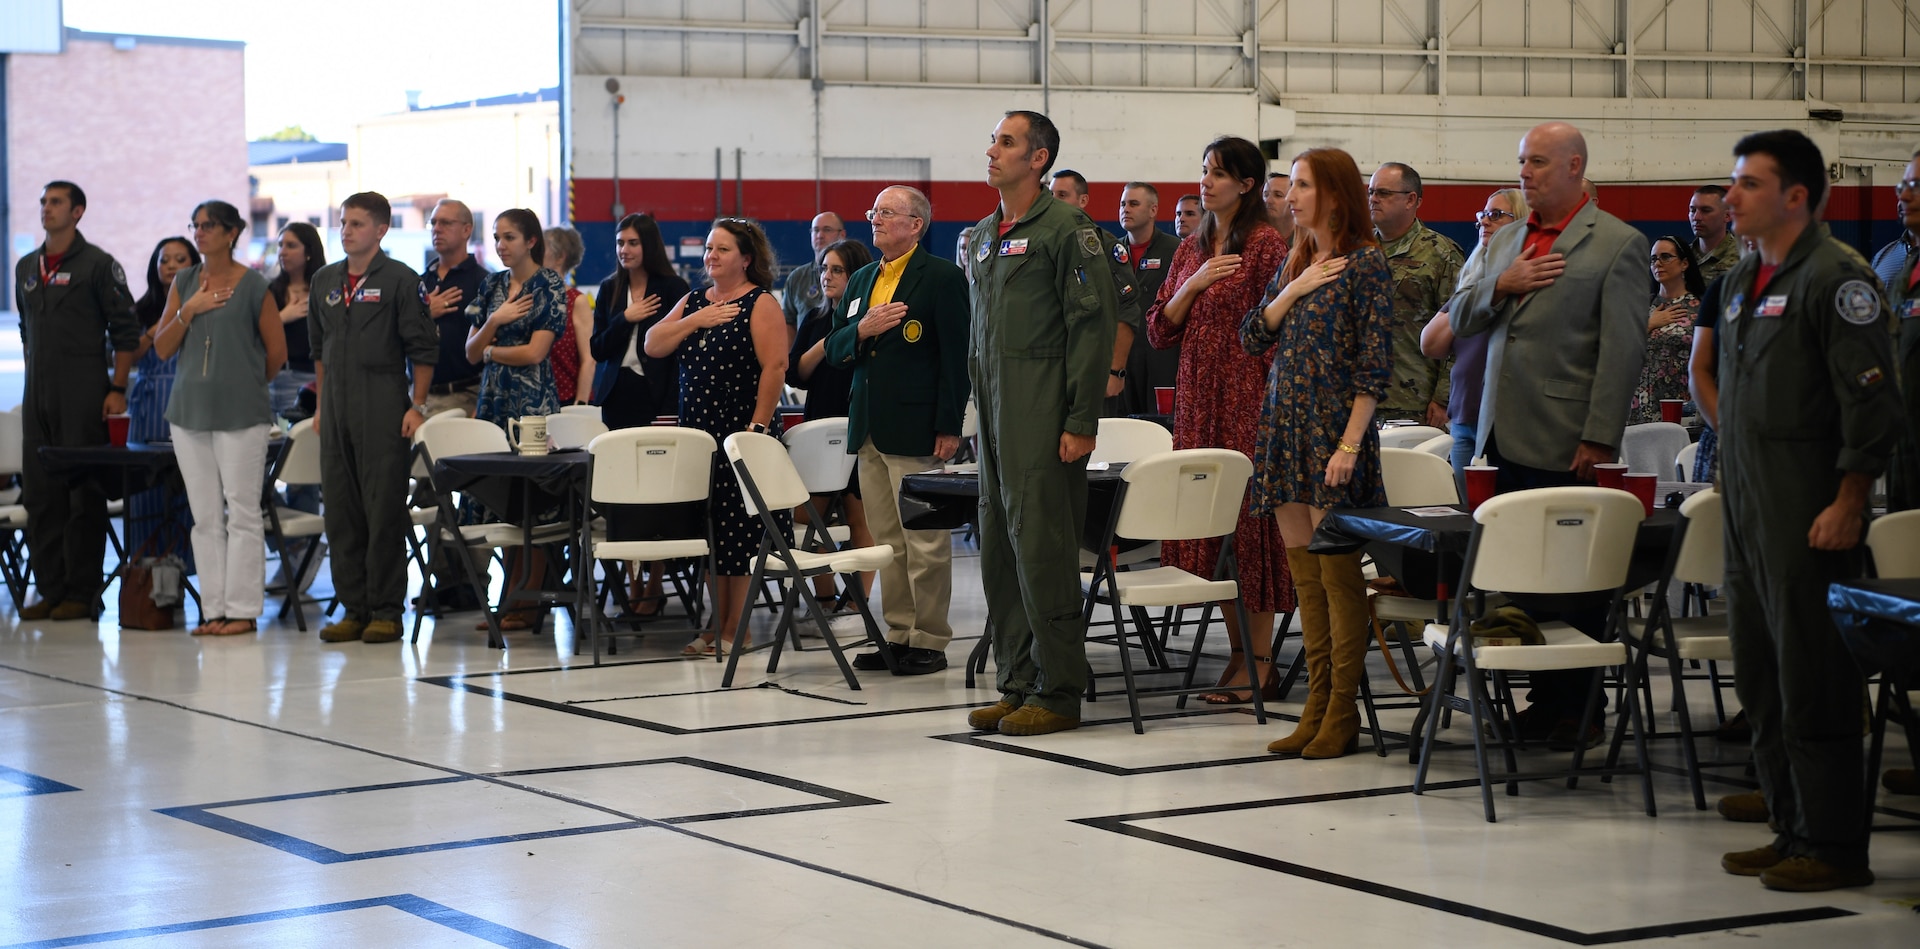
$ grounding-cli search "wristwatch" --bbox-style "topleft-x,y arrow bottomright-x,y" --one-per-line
748,422 -> 769,434
412,403 -> 430,417
107,383 -> 127,394
1108,368 -> 1128,379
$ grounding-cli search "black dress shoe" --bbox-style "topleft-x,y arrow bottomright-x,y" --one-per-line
852,641 -> 909,671
896,647 -> 949,676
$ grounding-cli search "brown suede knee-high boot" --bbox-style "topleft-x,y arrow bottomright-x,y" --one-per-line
1305,550 -> 1369,758
1268,548 -> 1329,755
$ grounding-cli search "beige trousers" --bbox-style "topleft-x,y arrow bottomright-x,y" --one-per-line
857,437 -> 955,650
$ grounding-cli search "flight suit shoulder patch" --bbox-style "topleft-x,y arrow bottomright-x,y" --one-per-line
110,261 -> 127,288
1077,227 -> 1101,259
1858,366 -> 1886,388
1834,279 -> 1880,326
1111,241 -> 1128,265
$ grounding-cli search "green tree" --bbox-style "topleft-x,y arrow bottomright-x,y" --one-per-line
261,125 -> 316,142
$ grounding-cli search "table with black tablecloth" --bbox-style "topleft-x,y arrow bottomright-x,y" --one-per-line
39,441 -> 214,621
1828,578 -> 1920,822
432,450 -> 593,647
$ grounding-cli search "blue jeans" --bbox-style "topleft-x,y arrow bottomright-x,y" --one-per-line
1448,421 -> 1477,500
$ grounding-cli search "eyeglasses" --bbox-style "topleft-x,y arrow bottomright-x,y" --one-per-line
189,221 -> 222,232
1649,253 -> 1681,264
1895,179 -> 1920,194
1474,209 -> 1516,223
865,208 -> 921,223
1366,188 -> 1416,200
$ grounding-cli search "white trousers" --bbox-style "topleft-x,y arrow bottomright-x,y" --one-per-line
173,423 -> 272,621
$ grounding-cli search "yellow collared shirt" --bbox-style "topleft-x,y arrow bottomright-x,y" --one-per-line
869,246 -> 915,307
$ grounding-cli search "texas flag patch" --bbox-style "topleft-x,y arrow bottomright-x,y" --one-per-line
1755,295 -> 1788,317
357,287 -> 382,303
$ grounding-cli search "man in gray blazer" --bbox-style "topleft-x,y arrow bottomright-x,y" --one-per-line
1449,121 -> 1650,747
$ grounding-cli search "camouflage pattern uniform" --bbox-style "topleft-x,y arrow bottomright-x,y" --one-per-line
1696,232 -> 1742,287
1375,220 -> 1464,422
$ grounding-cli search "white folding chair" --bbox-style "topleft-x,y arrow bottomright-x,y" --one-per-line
1378,425 -> 1446,450
1414,433 -> 1454,459
1624,489 -> 1736,810
1868,510 -> 1920,580
583,426 -> 716,664
1091,416 -> 1173,465
1357,447 -> 1465,752
263,419 -> 329,631
0,407 -> 28,604
1413,486 -> 1656,822
1621,421 -> 1690,478
547,413 -> 609,450
1081,448 -> 1258,733
721,432 -> 896,689
783,417 -> 857,545
1675,441 -> 1701,483
559,405 -> 601,417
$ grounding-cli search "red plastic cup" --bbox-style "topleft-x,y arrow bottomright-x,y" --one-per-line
1659,399 -> 1684,423
1593,463 -> 1628,490
1622,472 -> 1658,516
651,415 -> 679,426
1464,465 -> 1498,512
1154,387 -> 1175,415
780,410 -> 805,431
106,414 -> 131,447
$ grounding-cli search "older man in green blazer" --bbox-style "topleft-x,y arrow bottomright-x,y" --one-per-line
823,185 -> 973,675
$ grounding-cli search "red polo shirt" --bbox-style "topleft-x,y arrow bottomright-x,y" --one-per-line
1521,194 -> 1589,261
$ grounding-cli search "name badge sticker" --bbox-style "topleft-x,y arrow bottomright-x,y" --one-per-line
847,298 -> 863,319
1755,295 -> 1788,318
999,239 -> 1028,257
49,272 -> 71,286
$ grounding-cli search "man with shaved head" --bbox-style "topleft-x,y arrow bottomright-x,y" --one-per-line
1449,120 -> 1650,748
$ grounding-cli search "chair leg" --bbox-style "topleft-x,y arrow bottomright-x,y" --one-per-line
1108,585 -> 1145,734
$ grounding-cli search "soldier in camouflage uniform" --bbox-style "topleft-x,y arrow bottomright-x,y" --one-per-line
1690,185 -> 1743,287
1368,163 -> 1465,427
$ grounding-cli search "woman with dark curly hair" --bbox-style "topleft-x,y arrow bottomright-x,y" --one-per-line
1242,148 -> 1394,758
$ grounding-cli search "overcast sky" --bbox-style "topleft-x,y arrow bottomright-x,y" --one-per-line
65,0 -> 562,142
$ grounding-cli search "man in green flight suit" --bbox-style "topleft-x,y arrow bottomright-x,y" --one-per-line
1369,162 -> 1464,427
1716,130 -> 1905,892
14,181 -> 140,620
965,111 -> 1119,736
1048,169 -> 1144,418
310,192 -> 440,645
1883,148 -> 1920,514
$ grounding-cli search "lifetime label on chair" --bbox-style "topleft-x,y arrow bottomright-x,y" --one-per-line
1556,518 -> 1586,526
645,448 -> 667,455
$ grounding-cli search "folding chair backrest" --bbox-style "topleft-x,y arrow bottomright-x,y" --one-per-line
725,431 -> 810,515
418,417 -> 511,469
547,413 -> 609,450
1380,447 -> 1460,506
1867,509 -> 1920,579
1675,441 -> 1700,482
586,426 -> 715,505
559,405 -> 601,417
1414,433 -> 1453,459
960,399 -> 978,439
1672,488 -> 1725,585
1093,417 -> 1174,465
1377,425 -> 1445,450
1468,486 -> 1645,594
1114,448 -> 1251,542
278,419 -> 323,487
1621,421 -> 1689,477
0,406 -> 22,475
782,417 -> 857,494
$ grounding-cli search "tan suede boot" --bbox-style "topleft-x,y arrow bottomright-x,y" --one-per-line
1268,548 -> 1330,756
1304,550 -> 1368,759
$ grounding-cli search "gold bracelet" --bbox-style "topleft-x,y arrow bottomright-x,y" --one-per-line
1337,441 -> 1360,455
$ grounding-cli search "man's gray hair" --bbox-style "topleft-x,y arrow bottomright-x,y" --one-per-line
885,185 -> 933,228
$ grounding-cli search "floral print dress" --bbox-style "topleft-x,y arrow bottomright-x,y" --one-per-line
472,267 -> 565,426
1628,292 -> 1698,424
1145,225 -> 1293,613
1242,245 -> 1395,512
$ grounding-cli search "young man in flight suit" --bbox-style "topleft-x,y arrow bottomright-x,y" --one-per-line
310,192 -> 440,644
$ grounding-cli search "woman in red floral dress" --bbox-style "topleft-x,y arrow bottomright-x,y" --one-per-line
1146,135 -> 1293,703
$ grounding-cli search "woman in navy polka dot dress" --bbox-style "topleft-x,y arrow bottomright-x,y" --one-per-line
645,219 -> 790,656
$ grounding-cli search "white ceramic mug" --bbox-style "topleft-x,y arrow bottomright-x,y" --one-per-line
507,415 -> 549,455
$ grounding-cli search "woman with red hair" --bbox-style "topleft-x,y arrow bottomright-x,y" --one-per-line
1242,148 -> 1394,758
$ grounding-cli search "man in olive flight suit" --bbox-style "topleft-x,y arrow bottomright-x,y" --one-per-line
1369,162 -> 1465,427
310,192 -> 440,645
965,111 -> 1119,737
1048,169 -> 1144,418
1716,131 -> 1905,892
14,181 -> 140,620
1883,148 -> 1920,514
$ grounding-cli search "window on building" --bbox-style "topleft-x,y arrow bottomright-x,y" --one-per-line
276,216 -> 290,232
307,216 -> 321,228
391,214 -> 405,229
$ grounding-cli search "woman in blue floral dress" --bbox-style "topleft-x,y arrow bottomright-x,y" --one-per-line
463,208 -> 564,629
125,236 -> 199,571
1241,147 -> 1394,760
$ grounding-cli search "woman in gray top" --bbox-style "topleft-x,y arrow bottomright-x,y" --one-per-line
151,200 -> 287,636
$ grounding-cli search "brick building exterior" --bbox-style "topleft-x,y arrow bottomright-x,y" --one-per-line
4,29 -> 246,301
